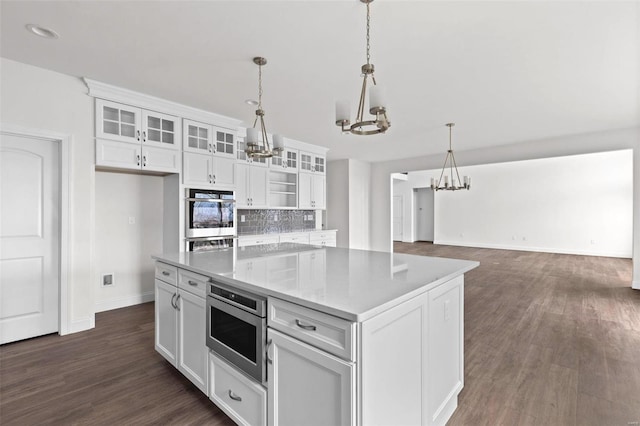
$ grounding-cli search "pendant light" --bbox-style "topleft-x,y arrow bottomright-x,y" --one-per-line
335,0 -> 390,135
430,123 -> 471,191
245,57 -> 284,158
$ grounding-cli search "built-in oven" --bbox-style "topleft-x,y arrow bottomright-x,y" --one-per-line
186,189 -> 235,238
206,281 -> 267,385
186,236 -> 236,252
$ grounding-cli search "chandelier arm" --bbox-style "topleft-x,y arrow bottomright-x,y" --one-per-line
260,115 -> 271,151
437,151 -> 451,187
356,74 -> 368,124
450,151 -> 463,189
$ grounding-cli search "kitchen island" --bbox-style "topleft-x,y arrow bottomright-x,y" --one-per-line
153,243 -> 478,426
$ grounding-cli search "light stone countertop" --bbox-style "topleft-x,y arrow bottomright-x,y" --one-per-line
153,243 -> 478,322
238,229 -> 337,238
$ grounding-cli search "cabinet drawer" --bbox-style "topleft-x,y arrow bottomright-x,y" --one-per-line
279,233 -> 310,244
209,352 -> 266,426
238,235 -> 280,247
155,262 -> 178,286
268,297 -> 356,362
178,269 -> 209,298
309,237 -> 336,247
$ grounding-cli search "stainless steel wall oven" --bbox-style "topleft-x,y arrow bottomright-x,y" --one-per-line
186,188 -> 235,239
206,281 -> 267,385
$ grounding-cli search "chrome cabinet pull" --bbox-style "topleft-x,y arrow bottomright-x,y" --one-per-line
142,155 -> 147,167
228,390 -> 242,402
212,174 -> 216,184
188,280 -> 198,286
162,271 -> 170,276
142,131 -> 147,142
170,293 -> 177,309
136,154 -> 141,166
136,130 -> 140,141
266,339 -> 273,364
208,174 -> 212,184
175,294 -> 181,311
295,319 -> 317,331
208,142 -> 213,153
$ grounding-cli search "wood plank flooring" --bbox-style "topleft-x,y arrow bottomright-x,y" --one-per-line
1,243 -> 639,425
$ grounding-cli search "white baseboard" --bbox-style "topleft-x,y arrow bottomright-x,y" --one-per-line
95,291 -> 155,313
633,280 -> 640,290
433,240 -> 632,259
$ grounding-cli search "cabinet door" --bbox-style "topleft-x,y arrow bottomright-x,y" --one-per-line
212,126 -> 236,158
142,110 -> 180,150
268,328 -> 355,426
235,163 -> 250,208
183,120 -> 213,154
96,99 -> 141,144
298,173 -> 313,209
96,139 -> 141,171
249,167 -> 268,208
155,279 -> 178,366
183,152 -> 213,187
142,146 -> 181,173
299,152 -> 313,173
312,174 -> 326,209
177,290 -> 208,393
212,156 -> 235,187
313,155 -> 326,174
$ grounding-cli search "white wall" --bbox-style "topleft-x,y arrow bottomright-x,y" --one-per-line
94,172 -> 164,312
327,159 -> 371,249
405,150 -> 632,257
370,128 -> 640,284
1,58 -> 96,332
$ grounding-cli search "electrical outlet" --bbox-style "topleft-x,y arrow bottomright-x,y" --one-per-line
102,273 -> 114,286
274,214 -> 278,221
128,216 -> 135,225
240,215 -> 246,222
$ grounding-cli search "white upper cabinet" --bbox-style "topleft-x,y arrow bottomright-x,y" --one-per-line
299,151 -> 325,174
271,148 -> 298,172
299,173 -> 326,210
183,120 -> 212,154
213,127 -> 236,158
236,138 -> 268,167
236,163 -> 268,208
183,119 -> 236,188
96,99 -> 180,150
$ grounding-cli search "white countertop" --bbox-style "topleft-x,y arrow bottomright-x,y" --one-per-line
153,243 -> 478,322
238,229 -> 337,238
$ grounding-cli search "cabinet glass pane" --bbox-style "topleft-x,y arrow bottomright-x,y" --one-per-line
148,128 -> 161,141
199,128 -> 208,138
237,140 -> 247,160
217,131 -> 225,142
104,106 -> 119,121
301,154 -> 311,170
224,144 -> 233,154
121,110 -> 135,124
199,139 -> 208,150
121,123 -> 136,138
162,119 -> 174,132
148,116 -> 161,129
189,125 -> 198,136
226,134 -> 233,143
162,132 -> 174,144
216,141 -> 224,153
189,136 -> 199,148
103,121 -> 119,135
315,158 -> 325,172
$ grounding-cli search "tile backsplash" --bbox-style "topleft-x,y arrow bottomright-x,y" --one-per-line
237,209 -> 316,235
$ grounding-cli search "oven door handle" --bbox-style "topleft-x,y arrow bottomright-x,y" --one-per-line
185,197 -> 237,203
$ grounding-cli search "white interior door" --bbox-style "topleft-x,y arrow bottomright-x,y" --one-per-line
0,133 -> 60,344
393,195 -> 403,242
416,188 -> 434,242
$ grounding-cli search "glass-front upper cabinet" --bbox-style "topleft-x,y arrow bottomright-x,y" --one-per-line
300,151 -> 326,174
271,148 -> 298,172
96,99 -> 180,150
213,127 -> 235,158
236,137 -> 268,167
183,119 -> 212,154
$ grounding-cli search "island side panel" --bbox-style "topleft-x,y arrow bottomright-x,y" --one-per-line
359,274 -> 464,426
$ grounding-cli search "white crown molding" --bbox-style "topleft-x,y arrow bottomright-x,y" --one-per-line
83,78 -> 242,130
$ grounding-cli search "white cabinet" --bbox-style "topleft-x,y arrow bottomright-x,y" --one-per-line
236,137 -> 268,167
299,151 -> 325,174
154,262 -> 208,394
95,99 -> 181,173
96,99 -> 180,150
270,148 -> 298,171
235,163 -> 268,208
183,120 -> 236,187
209,352 -> 267,426
238,235 -> 280,247
267,328 -> 355,426
299,173 -> 326,209
309,231 -> 337,247
183,152 -> 235,188
96,138 -> 181,173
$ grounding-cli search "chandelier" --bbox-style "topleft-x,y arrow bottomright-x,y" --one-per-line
430,123 -> 471,191
245,57 -> 283,158
335,0 -> 390,135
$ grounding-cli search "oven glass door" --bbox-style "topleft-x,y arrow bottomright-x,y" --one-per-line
187,237 -> 235,252
187,189 -> 235,238
207,297 -> 266,383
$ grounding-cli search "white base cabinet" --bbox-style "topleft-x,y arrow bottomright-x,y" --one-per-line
209,352 -> 267,426
267,328 -> 355,426
154,263 -> 208,394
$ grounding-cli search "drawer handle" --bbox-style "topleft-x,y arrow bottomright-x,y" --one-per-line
188,280 -> 198,286
162,271 -> 170,276
228,390 -> 242,402
266,339 -> 273,364
295,319 -> 317,331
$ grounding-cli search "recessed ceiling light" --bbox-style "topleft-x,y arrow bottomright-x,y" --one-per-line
245,99 -> 258,106
26,24 -> 59,39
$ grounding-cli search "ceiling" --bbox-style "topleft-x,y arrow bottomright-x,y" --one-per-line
1,1 -> 638,162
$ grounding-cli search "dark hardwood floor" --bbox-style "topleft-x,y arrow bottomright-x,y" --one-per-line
1,243 -> 639,425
